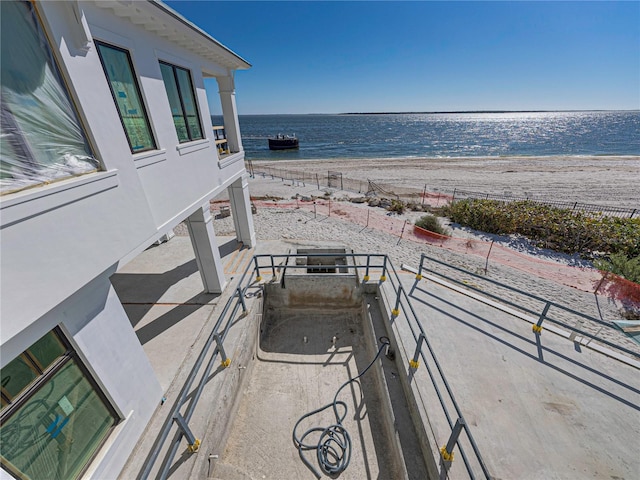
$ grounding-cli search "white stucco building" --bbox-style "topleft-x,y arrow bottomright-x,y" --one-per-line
0,1 -> 254,478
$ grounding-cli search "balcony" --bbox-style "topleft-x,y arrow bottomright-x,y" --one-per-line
212,125 -> 230,158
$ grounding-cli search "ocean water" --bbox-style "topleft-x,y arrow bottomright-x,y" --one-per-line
212,111 -> 640,161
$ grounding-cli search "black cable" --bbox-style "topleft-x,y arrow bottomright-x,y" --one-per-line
292,336 -> 391,478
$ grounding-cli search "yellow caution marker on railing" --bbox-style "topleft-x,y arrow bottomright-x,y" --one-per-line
409,359 -> 420,369
221,358 -> 231,368
391,308 -> 400,317
379,275 -> 386,282
440,445 -> 454,462
532,324 -> 543,334
415,273 -> 423,280
363,275 -> 370,281
188,439 -> 201,453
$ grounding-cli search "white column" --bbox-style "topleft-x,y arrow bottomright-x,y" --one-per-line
186,204 -> 226,293
228,175 -> 256,248
216,75 -> 243,153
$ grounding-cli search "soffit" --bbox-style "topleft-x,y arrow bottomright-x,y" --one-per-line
92,0 -> 251,72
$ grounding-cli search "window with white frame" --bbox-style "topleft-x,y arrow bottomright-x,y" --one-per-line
1,328 -> 118,480
159,62 -> 204,143
95,41 -> 157,154
0,0 -> 99,195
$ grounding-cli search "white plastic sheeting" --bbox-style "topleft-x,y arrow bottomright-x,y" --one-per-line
1,0 -> 99,195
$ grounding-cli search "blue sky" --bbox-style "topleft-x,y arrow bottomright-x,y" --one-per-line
165,1 -> 640,114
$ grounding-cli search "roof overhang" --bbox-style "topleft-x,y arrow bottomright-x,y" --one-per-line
92,0 -> 251,72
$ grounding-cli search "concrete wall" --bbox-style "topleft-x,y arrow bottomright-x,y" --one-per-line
265,275 -> 362,309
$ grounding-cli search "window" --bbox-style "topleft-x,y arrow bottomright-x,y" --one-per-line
0,0 -> 99,195
1,329 -> 118,480
159,62 -> 203,142
95,41 -> 156,153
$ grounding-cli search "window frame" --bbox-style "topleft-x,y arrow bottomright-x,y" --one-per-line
94,40 -> 157,154
1,327 -> 120,479
159,61 -> 204,143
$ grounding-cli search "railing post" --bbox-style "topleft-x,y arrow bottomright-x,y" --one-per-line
253,256 -> 262,282
174,413 -> 200,453
439,417 -> 465,479
213,333 -> 231,368
416,255 -> 424,281
363,255 -> 370,281
270,255 -> 276,276
391,285 -> 403,317
236,286 -> 247,314
380,256 -> 387,282
409,332 -> 425,370
532,302 -> 551,335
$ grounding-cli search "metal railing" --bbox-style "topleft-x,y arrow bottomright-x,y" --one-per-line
415,254 -> 640,361
139,252 -> 490,480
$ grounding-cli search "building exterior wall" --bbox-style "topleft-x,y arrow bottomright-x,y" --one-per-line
0,1 -> 251,477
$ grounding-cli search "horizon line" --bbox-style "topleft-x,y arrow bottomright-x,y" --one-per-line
224,109 -> 640,116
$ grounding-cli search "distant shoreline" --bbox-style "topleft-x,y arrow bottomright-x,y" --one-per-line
235,109 -> 640,116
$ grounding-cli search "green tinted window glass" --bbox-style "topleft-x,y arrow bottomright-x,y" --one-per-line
159,62 -> 203,142
29,331 -> 66,371
96,42 -> 156,153
175,68 -> 203,140
159,63 -> 189,142
0,360 -> 116,480
1,354 -> 38,399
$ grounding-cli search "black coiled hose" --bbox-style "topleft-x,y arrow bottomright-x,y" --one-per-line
292,337 -> 391,478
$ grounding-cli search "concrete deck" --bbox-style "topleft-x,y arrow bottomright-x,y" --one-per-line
113,236 -> 640,480
387,275 -> 640,479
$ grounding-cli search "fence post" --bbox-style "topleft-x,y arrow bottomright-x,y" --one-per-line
422,184 -> 427,205
316,173 -> 319,189
484,240 -> 494,274
397,220 -> 407,245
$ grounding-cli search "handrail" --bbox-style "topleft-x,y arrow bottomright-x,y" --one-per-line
384,256 -> 491,479
417,254 -> 640,360
138,252 -> 490,479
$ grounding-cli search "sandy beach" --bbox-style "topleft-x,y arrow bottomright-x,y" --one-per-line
251,155 -> 640,208
195,157 -> 640,356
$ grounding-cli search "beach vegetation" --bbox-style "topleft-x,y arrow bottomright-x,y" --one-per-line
415,215 -> 449,236
387,199 -> 406,214
594,253 -> 640,284
443,200 -> 640,259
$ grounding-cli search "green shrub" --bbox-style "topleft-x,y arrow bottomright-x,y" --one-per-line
415,215 -> 449,236
594,254 -> 640,283
442,199 -> 640,257
387,199 -> 406,214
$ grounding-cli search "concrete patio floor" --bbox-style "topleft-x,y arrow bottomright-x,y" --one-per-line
112,235 -> 640,480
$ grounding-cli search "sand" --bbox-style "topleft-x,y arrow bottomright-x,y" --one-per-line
250,155 -> 640,208
191,156 -> 640,356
